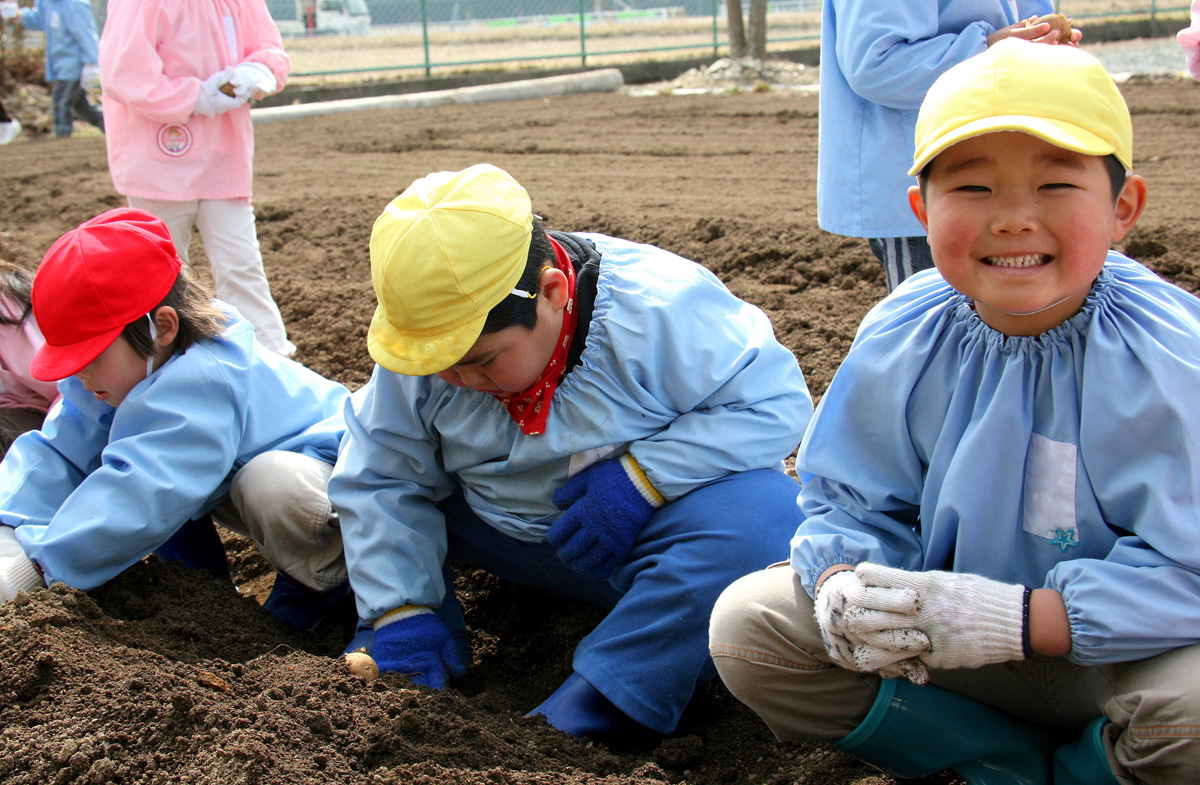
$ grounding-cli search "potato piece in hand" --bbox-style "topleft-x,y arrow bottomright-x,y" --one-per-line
1026,13 -> 1074,42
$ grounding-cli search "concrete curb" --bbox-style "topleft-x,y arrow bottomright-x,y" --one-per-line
252,68 -> 624,125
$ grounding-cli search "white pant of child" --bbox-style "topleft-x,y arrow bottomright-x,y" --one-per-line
128,196 -> 296,357
214,451 -> 346,592
709,563 -> 1200,785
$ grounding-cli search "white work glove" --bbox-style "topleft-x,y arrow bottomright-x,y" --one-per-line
0,526 -> 45,602
814,569 -> 932,684
193,68 -> 247,118
228,61 -> 277,101
846,563 -> 1029,675
0,1 -> 20,22
80,63 -> 100,90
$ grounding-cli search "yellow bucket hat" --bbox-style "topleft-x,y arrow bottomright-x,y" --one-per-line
367,163 -> 534,375
909,38 -> 1132,176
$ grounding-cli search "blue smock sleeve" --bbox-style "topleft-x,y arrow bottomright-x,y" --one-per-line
790,272 -> 954,593
580,237 -> 813,499
0,382 -> 111,529
831,0 -> 1051,110
11,362 -> 244,589
329,373 -> 457,622
18,1 -> 45,31
1046,261 -> 1200,663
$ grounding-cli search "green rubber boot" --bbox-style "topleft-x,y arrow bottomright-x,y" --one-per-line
1053,718 -> 1120,785
834,679 -> 1058,785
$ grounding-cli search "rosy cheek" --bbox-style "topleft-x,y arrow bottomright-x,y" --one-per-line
442,368 -> 491,390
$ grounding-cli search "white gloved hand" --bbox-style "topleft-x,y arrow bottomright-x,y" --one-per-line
194,68 -> 247,118
0,1 -> 20,22
228,61 -> 277,101
0,527 -> 45,602
847,563 -> 1029,672
814,569 -> 931,682
80,63 -> 100,90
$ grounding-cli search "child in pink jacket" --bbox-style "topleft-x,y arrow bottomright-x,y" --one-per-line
0,261 -> 60,454
1179,1 -> 1200,78
97,0 -> 296,356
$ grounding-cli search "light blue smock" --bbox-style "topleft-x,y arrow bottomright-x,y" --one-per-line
791,252 -> 1200,665
330,233 -> 814,623
19,0 -> 100,82
0,304 -> 349,589
817,0 -> 1052,239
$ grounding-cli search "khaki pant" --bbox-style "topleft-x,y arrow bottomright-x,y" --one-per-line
709,563 -> 1200,785
213,451 -> 346,591
128,196 -> 295,357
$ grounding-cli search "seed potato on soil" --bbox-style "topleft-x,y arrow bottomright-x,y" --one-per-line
1,75 -> 1199,785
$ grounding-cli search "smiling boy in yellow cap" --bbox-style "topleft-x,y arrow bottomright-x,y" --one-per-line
709,39 -> 1200,784
328,163 -> 814,739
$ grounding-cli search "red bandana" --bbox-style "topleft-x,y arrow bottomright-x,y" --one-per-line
490,237 -> 579,435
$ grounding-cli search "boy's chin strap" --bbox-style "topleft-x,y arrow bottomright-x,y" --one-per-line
488,237 -> 579,435
996,294 -> 1074,317
146,312 -> 159,377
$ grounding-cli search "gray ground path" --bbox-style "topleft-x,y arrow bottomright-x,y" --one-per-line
1084,35 -> 1193,79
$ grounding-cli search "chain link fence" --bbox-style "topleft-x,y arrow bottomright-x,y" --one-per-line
6,0 -> 1194,88
266,1 -> 1198,84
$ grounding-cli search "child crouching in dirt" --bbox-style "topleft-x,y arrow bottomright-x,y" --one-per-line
710,40 -> 1200,784
0,208 -> 354,632
328,164 -> 813,739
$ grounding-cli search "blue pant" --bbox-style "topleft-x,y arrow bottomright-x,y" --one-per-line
441,468 -> 803,733
50,80 -> 103,138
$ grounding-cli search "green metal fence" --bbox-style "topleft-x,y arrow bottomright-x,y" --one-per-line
79,0 -> 1194,83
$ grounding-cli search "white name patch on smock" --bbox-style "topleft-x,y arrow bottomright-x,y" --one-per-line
568,445 -> 616,478
1022,433 -> 1079,548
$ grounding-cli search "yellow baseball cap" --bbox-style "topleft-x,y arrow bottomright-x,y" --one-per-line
367,163 -> 534,375
909,38 -> 1132,176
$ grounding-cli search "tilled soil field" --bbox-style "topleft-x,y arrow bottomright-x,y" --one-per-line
1,75 -> 1198,785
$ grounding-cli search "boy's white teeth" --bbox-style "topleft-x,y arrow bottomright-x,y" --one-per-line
986,254 -> 1046,268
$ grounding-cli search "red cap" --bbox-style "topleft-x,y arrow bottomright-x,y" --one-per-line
30,208 -> 182,381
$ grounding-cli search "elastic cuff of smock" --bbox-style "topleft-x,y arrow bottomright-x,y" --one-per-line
620,453 -> 666,508
374,604 -> 432,630
0,550 -> 46,603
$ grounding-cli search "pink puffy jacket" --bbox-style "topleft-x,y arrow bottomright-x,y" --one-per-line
98,0 -> 291,200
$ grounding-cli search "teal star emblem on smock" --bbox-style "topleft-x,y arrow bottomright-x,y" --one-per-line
1050,528 -> 1079,552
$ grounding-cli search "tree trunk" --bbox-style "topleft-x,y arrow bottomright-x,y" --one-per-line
727,0 -> 746,58
746,0 -> 767,60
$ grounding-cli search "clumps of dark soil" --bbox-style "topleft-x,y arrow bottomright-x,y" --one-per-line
7,77 -> 1200,785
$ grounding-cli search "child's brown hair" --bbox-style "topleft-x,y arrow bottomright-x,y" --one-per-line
121,264 -> 229,359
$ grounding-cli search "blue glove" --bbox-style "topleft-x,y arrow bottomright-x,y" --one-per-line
547,453 -> 665,580
372,606 -> 467,690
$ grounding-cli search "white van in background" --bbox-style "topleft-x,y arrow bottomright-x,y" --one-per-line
277,0 -> 371,36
